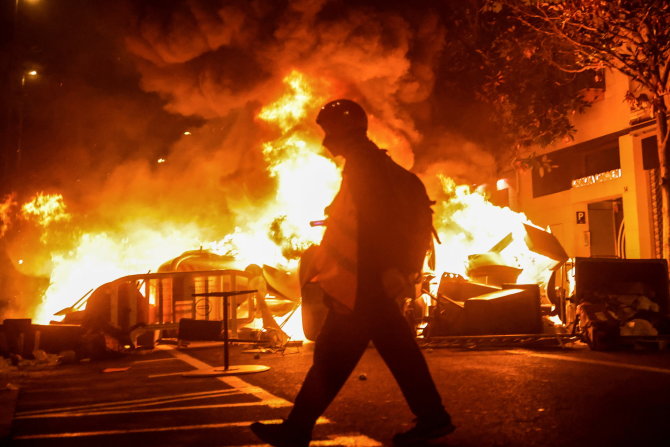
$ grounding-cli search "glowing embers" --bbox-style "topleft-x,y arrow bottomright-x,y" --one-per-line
571,168 -> 621,188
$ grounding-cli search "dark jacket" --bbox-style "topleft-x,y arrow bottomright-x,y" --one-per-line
343,139 -> 410,293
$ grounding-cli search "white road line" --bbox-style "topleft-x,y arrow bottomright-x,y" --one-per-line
148,370 -> 194,378
132,357 -> 180,364
16,389 -> 240,416
508,349 -> 670,375
12,417 -> 328,440
235,434 -> 383,446
158,344 -> 301,410
312,436 -> 383,447
159,345 -> 384,445
13,345 -> 382,445
15,401 -> 283,419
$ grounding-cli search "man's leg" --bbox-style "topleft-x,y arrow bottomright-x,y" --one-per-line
363,297 -> 455,445
286,307 -> 370,431
367,298 -> 447,420
251,307 -> 369,446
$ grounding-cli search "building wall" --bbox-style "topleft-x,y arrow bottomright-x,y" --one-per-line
567,71 -> 632,146
513,70 -> 657,259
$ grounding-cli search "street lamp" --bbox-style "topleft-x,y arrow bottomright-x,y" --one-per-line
21,69 -> 38,86
3,0 -> 41,192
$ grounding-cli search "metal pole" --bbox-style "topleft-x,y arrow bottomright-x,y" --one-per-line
186,290 -> 265,377
223,294 -> 229,371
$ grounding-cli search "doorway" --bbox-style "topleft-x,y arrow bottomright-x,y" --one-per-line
587,198 -> 624,258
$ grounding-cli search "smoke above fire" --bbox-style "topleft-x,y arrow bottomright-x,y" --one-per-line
125,0 -> 444,163
1,0 -> 516,321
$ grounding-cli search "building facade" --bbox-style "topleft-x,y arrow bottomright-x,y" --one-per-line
512,70 -> 660,260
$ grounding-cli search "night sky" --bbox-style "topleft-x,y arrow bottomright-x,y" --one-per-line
2,0 -> 505,201
2,0 -> 203,195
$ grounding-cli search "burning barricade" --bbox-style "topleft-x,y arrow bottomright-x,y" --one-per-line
5,240 -> 670,362
1,254 -> 305,361
405,223 -> 568,340
2,70 -> 669,361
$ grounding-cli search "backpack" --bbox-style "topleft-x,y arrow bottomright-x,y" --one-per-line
380,154 -> 438,280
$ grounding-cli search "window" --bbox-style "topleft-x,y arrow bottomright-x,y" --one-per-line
532,133 -> 620,197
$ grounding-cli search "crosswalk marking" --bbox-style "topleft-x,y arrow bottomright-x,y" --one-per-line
311,436 -> 382,446
148,370 -> 196,378
12,345 -> 382,446
16,388 -> 242,417
160,345 -> 383,445
132,357 -> 180,364
15,401 -> 280,419
12,418 -> 324,440
159,344 -> 298,410
508,349 -> 670,375
235,434 -> 383,446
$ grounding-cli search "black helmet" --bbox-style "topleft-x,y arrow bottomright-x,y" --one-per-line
316,99 -> 367,135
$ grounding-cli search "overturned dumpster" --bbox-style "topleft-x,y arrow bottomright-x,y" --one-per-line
573,257 -> 670,350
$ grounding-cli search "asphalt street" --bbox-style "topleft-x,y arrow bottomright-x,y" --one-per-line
4,339 -> 670,447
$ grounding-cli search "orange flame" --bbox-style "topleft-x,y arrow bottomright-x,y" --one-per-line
0,194 -> 16,238
30,71 -> 340,339
431,176 -> 555,288
212,70 -> 340,271
21,193 -> 70,227
23,70 -> 557,336
258,71 -> 314,133
35,225 -> 208,323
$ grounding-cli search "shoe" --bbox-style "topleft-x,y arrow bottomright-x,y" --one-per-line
250,421 -> 311,447
392,415 -> 456,446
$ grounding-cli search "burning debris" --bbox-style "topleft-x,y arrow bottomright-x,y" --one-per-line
2,2 -> 667,357
0,67 -> 584,359
2,2 -> 528,337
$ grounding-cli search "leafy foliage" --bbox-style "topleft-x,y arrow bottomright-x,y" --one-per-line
433,1 -> 596,162
501,0 -> 670,135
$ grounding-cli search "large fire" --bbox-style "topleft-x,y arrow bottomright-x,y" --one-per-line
3,70 -> 556,339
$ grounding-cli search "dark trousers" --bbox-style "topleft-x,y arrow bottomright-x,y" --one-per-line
287,289 -> 447,432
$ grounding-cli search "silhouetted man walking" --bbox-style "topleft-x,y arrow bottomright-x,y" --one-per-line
251,99 -> 454,446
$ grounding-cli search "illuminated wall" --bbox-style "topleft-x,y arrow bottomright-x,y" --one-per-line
514,70 -> 658,259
